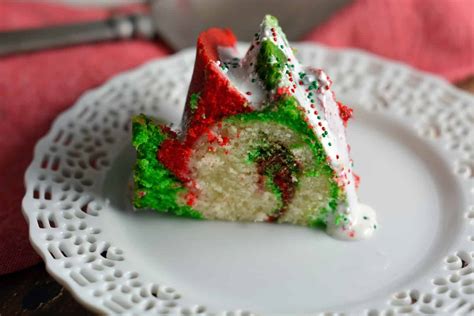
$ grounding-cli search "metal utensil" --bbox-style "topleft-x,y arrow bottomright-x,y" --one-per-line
0,12 -> 156,56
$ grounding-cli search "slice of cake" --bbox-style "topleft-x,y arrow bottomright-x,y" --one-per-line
131,15 -> 377,240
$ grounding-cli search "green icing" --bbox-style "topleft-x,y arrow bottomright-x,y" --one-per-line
256,39 -> 287,90
131,114 -> 203,219
226,96 -> 342,225
189,92 -> 200,112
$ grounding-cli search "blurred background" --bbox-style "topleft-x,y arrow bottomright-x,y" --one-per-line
0,0 -> 351,53
0,0 -> 473,315
50,0 -> 351,41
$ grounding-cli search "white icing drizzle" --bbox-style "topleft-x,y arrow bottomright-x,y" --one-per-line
216,48 -> 267,107
215,16 -> 377,240
327,204 -> 378,240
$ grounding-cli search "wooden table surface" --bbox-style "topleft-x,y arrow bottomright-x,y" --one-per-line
1,77 -> 473,316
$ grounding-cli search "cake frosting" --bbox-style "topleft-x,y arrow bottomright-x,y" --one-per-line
131,15 -> 377,240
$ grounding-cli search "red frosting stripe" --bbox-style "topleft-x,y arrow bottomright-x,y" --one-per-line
182,28 -> 250,140
158,28 -> 251,181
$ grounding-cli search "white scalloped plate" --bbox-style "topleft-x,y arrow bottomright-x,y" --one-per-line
22,43 -> 474,316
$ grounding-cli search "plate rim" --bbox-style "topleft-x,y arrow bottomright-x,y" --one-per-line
22,42 -> 474,315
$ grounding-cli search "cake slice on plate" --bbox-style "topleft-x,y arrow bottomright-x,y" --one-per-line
131,15 -> 377,240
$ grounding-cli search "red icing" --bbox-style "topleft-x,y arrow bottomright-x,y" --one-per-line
156,28 -> 250,183
184,191 -> 197,206
276,86 -> 291,96
337,101 -> 353,126
157,138 -> 192,182
353,172 -> 361,188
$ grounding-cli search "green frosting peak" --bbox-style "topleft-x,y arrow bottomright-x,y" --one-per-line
256,40 -> 287,90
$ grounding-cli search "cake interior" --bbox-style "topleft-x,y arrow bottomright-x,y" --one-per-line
132,97 -> 341,226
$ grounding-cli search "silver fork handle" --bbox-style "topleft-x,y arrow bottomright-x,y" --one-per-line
0,14 -> 153,57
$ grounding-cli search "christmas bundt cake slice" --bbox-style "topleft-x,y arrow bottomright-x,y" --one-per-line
131,15 -> 377,240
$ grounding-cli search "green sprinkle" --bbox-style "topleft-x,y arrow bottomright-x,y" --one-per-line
189,92 -> 200,112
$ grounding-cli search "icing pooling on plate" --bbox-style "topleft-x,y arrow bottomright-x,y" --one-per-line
217,16 -> 377,240
327,204 -> 378,240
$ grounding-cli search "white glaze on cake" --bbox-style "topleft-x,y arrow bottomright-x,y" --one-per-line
216,16 -> 377,239
327,204 -> 378,240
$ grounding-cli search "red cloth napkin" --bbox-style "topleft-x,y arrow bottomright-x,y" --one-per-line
0,2 -> 171,275
1,0 -> 473,275
305,0 -> 474,82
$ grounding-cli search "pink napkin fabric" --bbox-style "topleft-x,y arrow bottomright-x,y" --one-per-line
0,2 -> 170,275
1,0 -> 473,276
305,0 -> 474,82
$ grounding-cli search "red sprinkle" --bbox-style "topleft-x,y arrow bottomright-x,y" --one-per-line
337,101 -> 353,127
354,173 -> 361,188
185,192 -> 197,206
